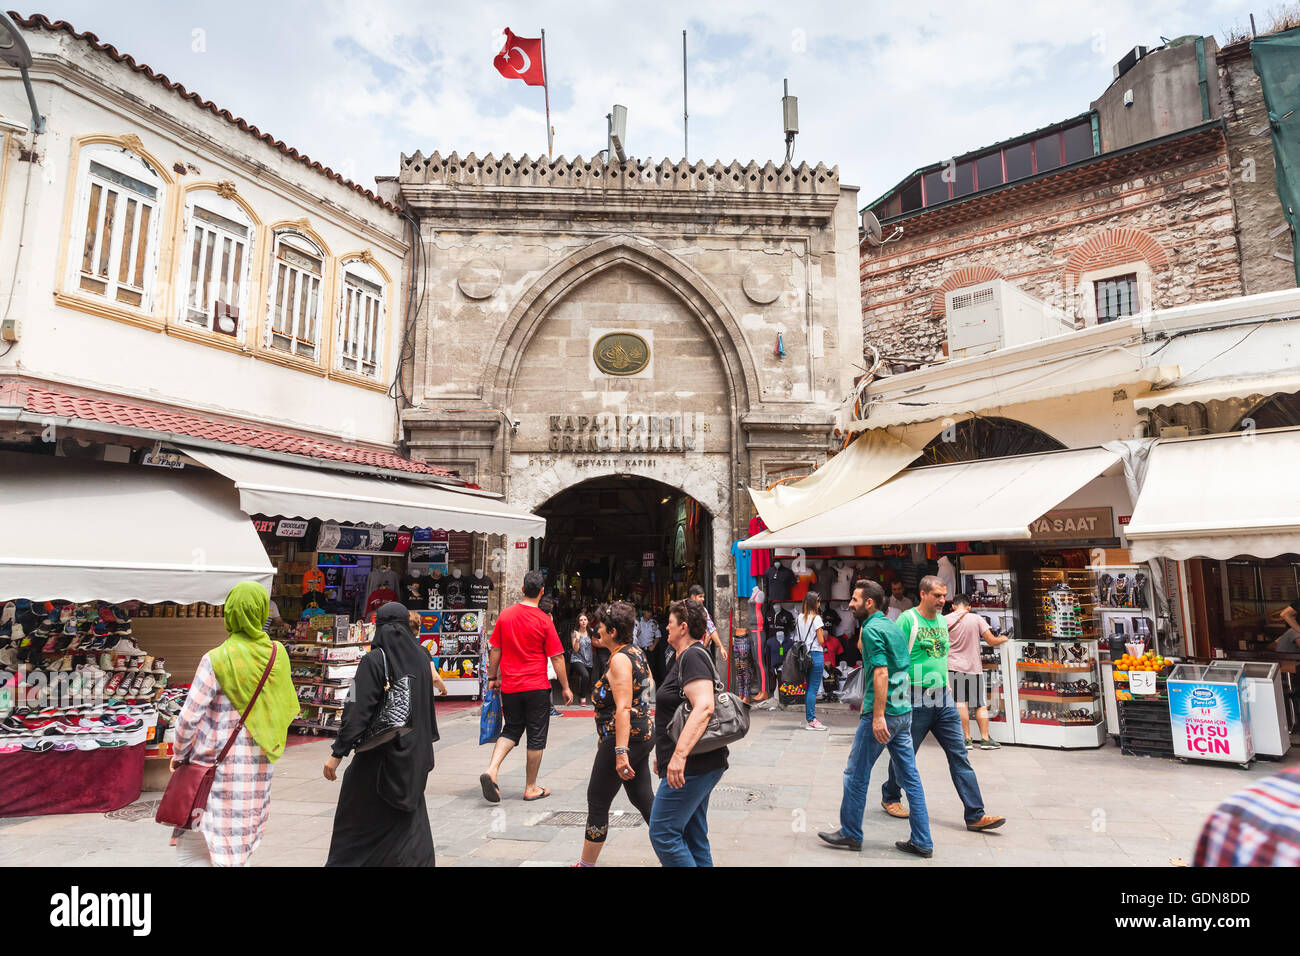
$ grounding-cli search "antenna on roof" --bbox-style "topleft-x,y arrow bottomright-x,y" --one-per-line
860,209 -> 903,247
782,78 -> 798,164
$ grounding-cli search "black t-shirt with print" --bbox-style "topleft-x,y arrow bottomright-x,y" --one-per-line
401,575 -> 426,610
468,576 -> 493,609
443,576 -> 469,609
654,642 -> 728,779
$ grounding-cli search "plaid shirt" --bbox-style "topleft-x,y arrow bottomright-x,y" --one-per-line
175,654 -> 276,867
1194,766 -> 1300,867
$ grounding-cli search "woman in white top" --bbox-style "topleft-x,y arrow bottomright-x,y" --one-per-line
796,591 -> 828,731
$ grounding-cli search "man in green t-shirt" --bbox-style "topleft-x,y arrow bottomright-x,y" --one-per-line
818,579 -> 933,857
880,575 -> 1005,833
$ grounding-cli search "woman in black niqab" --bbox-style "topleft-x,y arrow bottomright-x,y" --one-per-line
324,601 -> 439,866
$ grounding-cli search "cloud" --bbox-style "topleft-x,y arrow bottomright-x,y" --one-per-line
41,0 -> 1257,200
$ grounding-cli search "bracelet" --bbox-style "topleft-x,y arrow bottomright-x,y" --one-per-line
614,747 -> 629,755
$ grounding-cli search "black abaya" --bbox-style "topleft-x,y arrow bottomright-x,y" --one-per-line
326,603 -> 439,867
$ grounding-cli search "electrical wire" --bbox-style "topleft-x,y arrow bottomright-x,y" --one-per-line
2,125 -> 40,358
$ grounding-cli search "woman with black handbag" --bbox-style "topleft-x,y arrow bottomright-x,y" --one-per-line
648,599 -> 729,866
323,602 -> 438,866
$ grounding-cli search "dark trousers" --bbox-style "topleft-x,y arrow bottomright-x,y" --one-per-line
585,736 -> 654,843
569,660 -> 592,700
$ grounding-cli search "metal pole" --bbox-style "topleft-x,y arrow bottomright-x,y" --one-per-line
541,28 -> 553,157
682,30 -> 689,161
607,112 -> 613,168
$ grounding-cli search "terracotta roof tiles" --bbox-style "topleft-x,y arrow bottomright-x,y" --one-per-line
0,379 -> 459,481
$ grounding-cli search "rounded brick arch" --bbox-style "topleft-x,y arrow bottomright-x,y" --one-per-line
930,266 -> 1004,316
1064,228 -> 1169,283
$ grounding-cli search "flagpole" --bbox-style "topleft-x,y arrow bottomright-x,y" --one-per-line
540,28 -> 553,157
682,30 -> 689,161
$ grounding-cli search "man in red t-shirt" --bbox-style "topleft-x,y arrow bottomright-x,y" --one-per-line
480,570 -> 571,803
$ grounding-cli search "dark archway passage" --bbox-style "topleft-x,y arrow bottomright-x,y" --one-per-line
534,474 -> 712,618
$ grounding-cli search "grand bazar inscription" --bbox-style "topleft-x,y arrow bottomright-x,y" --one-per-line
547,413 -> 699,452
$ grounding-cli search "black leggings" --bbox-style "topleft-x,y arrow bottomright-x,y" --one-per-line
585,735 -> 654,843
569,660 -> 592,699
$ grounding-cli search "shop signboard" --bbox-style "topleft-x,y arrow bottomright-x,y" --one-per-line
1168,664 -> 1254,763
1024,507 -> 1116,544
643,551 -> 655,567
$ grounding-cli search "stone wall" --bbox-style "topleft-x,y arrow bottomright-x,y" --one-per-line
1218,41 -> 1297,295
861,135 -> 1243,363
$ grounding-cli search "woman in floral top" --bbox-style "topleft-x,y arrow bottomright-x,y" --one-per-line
573,601 -> 654,867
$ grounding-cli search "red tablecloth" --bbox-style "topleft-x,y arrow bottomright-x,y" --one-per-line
0,743 -> 145,817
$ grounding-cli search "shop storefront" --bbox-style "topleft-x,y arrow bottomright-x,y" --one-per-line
0,444 -> 544,816
741,444 -> 1173,750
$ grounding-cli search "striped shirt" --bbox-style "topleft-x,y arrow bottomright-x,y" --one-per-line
1194,766 -> 1300,867
174,655 -> 277,868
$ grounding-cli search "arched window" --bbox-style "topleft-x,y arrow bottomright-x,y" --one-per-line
335,258 -> 385,379
920,416 -> 1065,465
177,189 -> 254,336
70,144 -> 165,309
265,230 -> 325,360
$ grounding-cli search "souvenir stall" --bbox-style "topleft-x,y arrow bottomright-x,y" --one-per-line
0,451 -> 274,816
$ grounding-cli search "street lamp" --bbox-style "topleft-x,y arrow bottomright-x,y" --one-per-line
0,13 -> 46,134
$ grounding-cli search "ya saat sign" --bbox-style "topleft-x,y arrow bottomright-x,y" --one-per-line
1025,507 -> 1114,542
1169,681 -> 1252,762
547,413 -> 699,453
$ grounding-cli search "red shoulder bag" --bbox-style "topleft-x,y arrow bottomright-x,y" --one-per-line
155,643 -> 279,830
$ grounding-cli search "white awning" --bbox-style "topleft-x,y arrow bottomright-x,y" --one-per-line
740,446 -> 1120,549
0,452 -> 274,603
1125,428 -> 1300,561
180,446 -> 547,539
747,425 -> 942,532
1133,372 -> 1300,411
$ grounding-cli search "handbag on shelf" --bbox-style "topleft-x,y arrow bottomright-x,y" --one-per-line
354,648 -> 413,753
155,643 -> 278,830
667,644 -> 750,754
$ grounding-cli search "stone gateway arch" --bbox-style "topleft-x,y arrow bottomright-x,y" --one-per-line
397,152 -> 864,624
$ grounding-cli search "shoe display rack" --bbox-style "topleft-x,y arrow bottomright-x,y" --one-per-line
0,600 -> 169,753
287,621 -> 374,735
418,607 -> 483,698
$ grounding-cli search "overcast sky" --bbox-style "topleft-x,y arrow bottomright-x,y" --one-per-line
41,0 -> 1260,202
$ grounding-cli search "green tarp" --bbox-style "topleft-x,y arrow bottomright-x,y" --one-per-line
1253,27 -> 1300,285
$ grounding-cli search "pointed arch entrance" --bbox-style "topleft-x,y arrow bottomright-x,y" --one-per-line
533,474 -> 712,620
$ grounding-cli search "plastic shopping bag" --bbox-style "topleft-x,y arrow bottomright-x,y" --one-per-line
839,665 -> 865,709
479,688 -> 503,745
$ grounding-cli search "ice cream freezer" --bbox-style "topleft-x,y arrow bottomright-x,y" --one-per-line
1241,661 -> 1291,758
1167,663 -> 1255,768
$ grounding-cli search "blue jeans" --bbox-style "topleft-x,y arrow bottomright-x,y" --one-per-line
649,768 -> 726,866
838,712 -> 931,850
805,650 -> 824,722
881,690 -> 986,825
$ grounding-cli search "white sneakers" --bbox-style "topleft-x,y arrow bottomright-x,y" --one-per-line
805,718 -> 828,731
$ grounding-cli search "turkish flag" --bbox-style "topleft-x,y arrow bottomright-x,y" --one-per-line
494,28 -> 545,87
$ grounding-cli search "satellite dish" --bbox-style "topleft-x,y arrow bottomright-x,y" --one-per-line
861,209 -> 884,246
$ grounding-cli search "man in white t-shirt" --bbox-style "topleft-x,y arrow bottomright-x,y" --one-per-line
945,594 -> 1009,749
886,580 -> 914,621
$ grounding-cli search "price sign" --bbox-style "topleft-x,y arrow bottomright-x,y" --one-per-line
1129,671 -> 1157,695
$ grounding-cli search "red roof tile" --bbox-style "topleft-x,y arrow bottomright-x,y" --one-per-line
10,12 -> 400,214
0,379 -> 460,480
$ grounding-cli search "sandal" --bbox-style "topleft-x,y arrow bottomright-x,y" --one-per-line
523,787 -> 551,802
479,772 -> 500,803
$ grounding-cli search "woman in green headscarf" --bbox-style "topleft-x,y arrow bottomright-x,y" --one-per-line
171,581 -> 298,867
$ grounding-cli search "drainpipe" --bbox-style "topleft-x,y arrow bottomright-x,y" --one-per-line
1195,37 -> 1211,122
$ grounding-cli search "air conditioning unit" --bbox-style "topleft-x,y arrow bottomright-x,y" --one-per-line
945,280 -> 1076,360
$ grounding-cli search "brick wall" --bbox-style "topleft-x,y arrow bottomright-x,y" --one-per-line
1218,41 -> 1296,294
861,138 -> 1244,363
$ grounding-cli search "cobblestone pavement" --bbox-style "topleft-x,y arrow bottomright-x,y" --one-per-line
2,702 -> 1295,867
